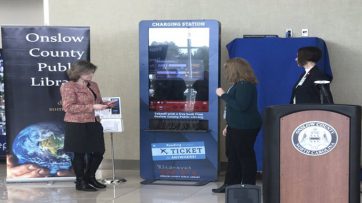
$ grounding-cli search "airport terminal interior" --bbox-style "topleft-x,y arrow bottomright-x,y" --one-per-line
1,0 -> 362,203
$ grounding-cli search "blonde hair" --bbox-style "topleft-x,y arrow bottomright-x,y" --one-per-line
67,60 -> 97,81
224,58 -> 258,84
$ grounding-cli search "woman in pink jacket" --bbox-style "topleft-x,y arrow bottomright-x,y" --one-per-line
60,60 -> 108,191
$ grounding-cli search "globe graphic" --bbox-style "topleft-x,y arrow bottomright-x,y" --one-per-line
12,122 -> 72,176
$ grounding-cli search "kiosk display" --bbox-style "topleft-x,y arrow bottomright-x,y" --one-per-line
148,27 -> 209,113
147,27 -> 210,131
139,20 -> 220,183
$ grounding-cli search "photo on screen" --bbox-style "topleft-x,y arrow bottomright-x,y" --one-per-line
148,27 -> 210,112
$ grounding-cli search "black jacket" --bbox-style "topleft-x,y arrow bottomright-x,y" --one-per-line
290,66 -> 334,104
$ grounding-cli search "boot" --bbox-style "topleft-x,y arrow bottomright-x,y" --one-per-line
212,184 -> 228,193
72,154 -> 96,191
88,177 -> 106,189
76,178 -> 97,192
85,153 -> 106,189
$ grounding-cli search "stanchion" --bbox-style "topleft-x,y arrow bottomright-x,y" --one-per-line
103,132 -> 126,184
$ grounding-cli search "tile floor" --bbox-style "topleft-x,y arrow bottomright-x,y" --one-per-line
0,163 -> 361,203
0,163 -> 246,203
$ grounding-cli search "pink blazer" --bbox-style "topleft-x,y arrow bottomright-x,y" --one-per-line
60,81 -> 102,123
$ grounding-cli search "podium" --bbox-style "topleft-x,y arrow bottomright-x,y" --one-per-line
263,104 -> 361,203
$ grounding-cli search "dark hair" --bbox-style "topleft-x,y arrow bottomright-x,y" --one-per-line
224,58 -> 258,84
67,60 -> 97,81
297,46 -> 322,66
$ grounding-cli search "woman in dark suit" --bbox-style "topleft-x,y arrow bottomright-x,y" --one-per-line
291,46 -> 333,104
60,60 -> 109,191
212,58 -> 262,193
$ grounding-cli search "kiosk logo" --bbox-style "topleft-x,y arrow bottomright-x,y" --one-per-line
151,142 -> 206,161
291,121 -> 338,156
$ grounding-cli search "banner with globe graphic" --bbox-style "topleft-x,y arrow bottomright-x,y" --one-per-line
1,26 -> 90,182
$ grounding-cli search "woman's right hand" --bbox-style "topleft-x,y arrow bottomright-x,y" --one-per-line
222,126 -> 227,137
93,104 -> 108,110
216,88 -> 225,97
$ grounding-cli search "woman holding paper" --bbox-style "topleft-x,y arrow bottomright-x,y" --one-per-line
60,60 -> 109,191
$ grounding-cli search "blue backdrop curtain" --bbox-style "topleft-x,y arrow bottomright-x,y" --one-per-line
226,37 -> 332,170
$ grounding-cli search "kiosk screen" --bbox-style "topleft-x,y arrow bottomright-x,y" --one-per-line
148,27 -> 210,112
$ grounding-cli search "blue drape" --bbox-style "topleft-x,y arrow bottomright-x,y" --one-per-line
226,37 -> 332,170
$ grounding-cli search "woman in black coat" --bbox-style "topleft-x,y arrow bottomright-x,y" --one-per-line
291,46 -> 333,104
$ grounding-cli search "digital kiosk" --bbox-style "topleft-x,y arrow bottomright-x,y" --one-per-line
139,20 -> 220,184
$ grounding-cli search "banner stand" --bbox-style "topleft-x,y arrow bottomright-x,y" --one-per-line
102,131 -> 126,184
2,26 -> 90,183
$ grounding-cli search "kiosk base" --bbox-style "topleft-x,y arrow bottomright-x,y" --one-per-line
140,179 -> 209,186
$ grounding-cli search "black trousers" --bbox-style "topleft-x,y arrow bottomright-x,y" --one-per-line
224,127 -> 259,185
72,152 -> 104,180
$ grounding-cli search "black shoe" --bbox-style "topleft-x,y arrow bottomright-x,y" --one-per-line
88,177 -> 107,189
76,179 -> 98,192
212,184 -> 227,193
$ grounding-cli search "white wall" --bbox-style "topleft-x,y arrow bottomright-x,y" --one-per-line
50,0 -> 362,160
4,0 -> 362,163
0,0 -> 44,47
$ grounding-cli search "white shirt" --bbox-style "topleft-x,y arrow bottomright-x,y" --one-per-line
293,68 -> 312,104
296,68 -> 312,87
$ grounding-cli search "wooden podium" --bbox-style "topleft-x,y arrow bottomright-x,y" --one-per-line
263,104 -> 361,203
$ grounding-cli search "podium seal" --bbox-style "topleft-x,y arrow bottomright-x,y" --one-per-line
291,121 -> 338,156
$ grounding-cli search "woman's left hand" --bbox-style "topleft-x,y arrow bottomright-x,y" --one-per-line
93,104 -> 108,110
216,88 -> 225,97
